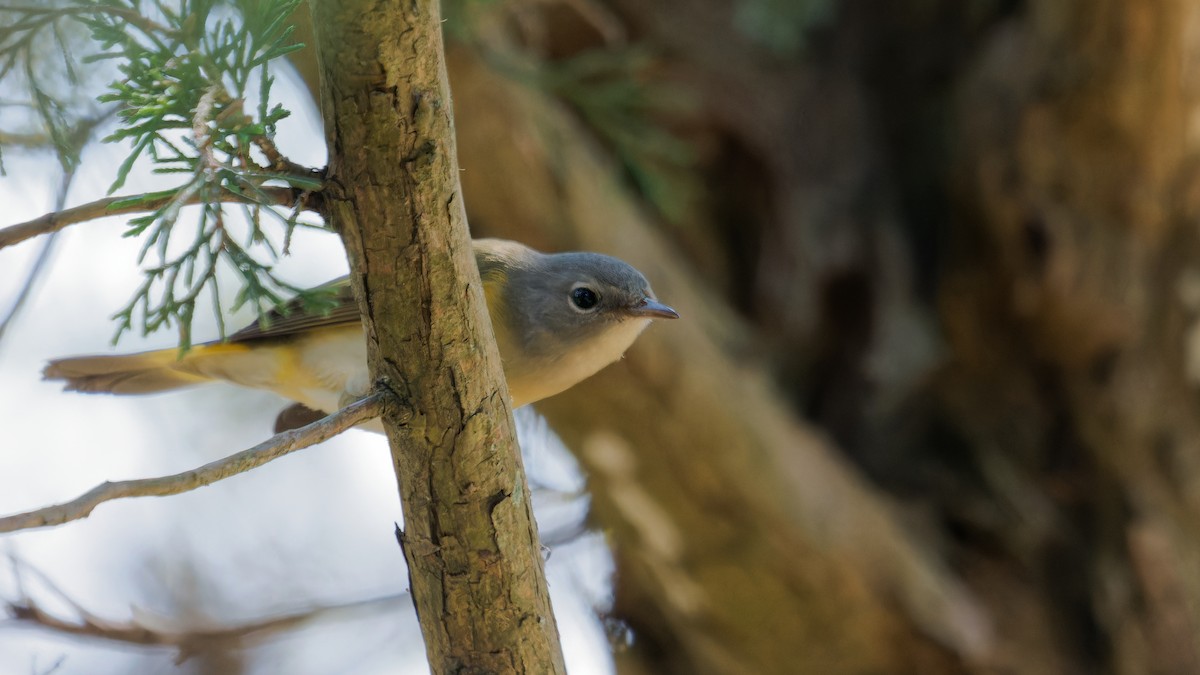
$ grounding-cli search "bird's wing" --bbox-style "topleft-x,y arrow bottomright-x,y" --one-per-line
227,276 -> 361,343
225,241 -> 531,343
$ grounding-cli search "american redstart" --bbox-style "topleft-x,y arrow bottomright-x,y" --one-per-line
44,239 -> 678,431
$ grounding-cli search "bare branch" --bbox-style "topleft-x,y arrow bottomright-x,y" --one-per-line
0,5 -> 175,38
0,393 -> 390,534
0,183 -> 322,251
4,563 -> 409,663
0,131 -> 54,146
9,594 -> 407,659
253,134 -> 313,177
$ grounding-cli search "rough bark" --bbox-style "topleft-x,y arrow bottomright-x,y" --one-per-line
306,1 -> 565,672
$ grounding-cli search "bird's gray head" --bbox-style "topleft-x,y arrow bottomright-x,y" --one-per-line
491,248 -> 678,364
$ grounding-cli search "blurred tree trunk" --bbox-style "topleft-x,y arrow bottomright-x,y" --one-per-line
942,2 -> 1200,673
292,0 -> 1200,672
448,6 -> 986,675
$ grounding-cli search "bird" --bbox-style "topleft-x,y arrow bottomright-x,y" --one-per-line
43,238 -> 679,432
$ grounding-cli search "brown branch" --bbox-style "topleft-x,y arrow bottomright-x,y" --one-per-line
0,393 -> 390,534
0,131 -> 53,146
251,131 -> 313,177
6,576 -> 408,663
0,183 -> 322,251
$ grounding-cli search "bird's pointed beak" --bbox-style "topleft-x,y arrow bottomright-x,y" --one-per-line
630,298 -> 680,320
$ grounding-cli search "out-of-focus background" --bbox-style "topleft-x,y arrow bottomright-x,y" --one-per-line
6,0 -> 1200,673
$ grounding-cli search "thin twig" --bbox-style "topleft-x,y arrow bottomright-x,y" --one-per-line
32,655 -> 66,675
251,134 -> 312,177
0,393 -> 388,534
0,131 -> 54,146
9,594 -> 408,659
4,558 -> 409,663
0,168 -> 72,345
0,235 -> 53,336
0,184 -> 321,251
0,5 -> 174,38
0,110 -> 117,344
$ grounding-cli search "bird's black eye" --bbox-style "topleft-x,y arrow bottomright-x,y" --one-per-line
571,286 -> 600,311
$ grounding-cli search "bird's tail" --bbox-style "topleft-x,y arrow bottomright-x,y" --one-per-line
43,347 -> 215,395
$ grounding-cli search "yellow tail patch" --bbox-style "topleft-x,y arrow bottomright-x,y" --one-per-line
44,343 -> 251,395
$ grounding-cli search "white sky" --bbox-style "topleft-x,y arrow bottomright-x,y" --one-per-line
0,58 -> 614,675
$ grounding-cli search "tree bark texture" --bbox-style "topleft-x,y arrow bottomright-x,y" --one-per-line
306,1 -> 566,672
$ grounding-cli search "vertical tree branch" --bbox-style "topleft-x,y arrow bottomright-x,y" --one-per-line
307,1 -> 565,673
